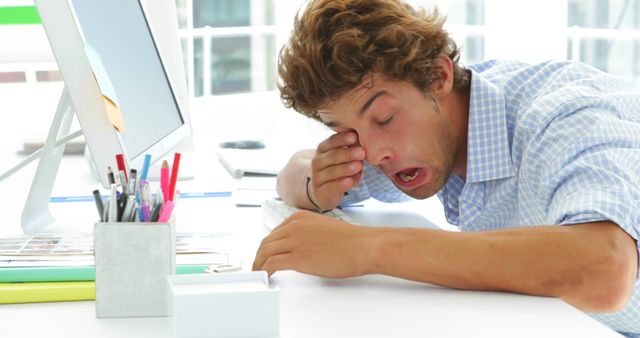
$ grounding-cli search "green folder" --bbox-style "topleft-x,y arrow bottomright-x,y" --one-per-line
0,265 -> 210,283
0,265 -> 211,304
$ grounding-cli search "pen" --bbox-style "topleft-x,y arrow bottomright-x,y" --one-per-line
160,160 -> 169,203
117,190 -> 128,222
107,166 -> 115,185
103,203 -> 109,223
115,153 -> 128,182
129,168 -> 138,198
108,184 -> 117,222
150,194 -> 163,222
118,170 -> 128,194
135,178 -> 146,219
141,202 -> 151,222
168,152 -> 181,201
140,183 -> 152,222
140,154 -> 152,181
150,205 -> 161,222
129,206 -> 138,222
121,195 -> 136,223
92,189 -> 104,222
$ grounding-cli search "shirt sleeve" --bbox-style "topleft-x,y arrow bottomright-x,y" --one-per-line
538,111 -> 640,282
547,149 -> 640,238
340,162 -> 412,206
541,123 -> 640,242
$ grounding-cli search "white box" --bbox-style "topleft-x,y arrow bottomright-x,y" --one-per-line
167,271 -> 279,338
94,220 -> 176,318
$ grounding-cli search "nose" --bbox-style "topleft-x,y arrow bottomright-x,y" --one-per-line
358,131 -> 393,166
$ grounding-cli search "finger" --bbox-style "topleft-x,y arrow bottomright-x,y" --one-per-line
316,131 -> 358,154
312,146 -> 364,174
252,238 -> 293,271
328,174 -> 361,191
313,159 -> 363,186
313,175 -> 361,207
257,253 -> 296,276
270,210 -> 312,233
350,170 -> 363,187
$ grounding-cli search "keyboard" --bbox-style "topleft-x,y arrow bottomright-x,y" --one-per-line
262,199 -> 358,230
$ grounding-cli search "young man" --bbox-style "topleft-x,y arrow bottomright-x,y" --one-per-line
252,0 -> 640,335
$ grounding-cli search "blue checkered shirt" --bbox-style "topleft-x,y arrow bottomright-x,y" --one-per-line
340,60 -> 640,336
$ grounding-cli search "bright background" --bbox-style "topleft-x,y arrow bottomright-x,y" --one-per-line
0,0 -> 639,162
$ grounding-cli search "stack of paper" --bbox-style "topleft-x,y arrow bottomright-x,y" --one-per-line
0,233 -> 235,304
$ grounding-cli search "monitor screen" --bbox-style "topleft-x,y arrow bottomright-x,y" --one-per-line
23,0 -> 192,233
71,0 -> 185,160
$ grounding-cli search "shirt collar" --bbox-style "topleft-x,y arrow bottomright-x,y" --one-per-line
465,69 -> 515,183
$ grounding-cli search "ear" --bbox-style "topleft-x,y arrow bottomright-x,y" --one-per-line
431,54 -> 454,99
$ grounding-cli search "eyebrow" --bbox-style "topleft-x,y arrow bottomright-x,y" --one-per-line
359,90 -> 388,117
320,90 -> 388,129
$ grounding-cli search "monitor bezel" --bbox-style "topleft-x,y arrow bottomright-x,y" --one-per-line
37,0 -> 192,189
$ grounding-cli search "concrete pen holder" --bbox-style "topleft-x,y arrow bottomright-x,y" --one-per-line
94,218 -> 176,318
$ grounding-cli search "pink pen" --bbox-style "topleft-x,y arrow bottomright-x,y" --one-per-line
160,160 -> 169,203
157,200 -> 174,223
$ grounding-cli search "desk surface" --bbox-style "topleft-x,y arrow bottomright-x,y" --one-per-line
0,271 -> 622,338
0,93 -> 623,337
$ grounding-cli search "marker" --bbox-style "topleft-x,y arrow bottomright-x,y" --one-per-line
92,189 -> 104,222
115,153 -> 128,182
157,200 -> 174,223
140,154 -> 152,181
168,152 -> 181,201
160,160 -> 169,203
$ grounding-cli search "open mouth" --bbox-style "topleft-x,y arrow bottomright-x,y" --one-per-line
397,168 -> 420,182
393,167 -> 427,189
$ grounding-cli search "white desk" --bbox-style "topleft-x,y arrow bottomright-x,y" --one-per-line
0,270 -> 623,338
0,93 -> 624,337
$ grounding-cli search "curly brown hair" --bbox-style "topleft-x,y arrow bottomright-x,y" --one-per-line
278,0 -> 470,119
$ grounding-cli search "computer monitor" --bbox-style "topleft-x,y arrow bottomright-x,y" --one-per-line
22,0 -> 192,233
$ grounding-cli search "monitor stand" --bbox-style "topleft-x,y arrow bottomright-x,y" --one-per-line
21,87 -> 77,234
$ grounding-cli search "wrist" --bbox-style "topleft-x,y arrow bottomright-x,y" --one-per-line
361,227 -> 386,275
306,176 -> 324,211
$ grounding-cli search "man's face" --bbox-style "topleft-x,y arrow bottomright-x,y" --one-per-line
317,74 -> 461,199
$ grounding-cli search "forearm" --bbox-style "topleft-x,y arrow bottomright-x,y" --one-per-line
276,149 -> 317,210
367,221 -> 637,312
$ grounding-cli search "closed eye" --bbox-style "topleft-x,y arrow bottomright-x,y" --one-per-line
375,116 -> 393,127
